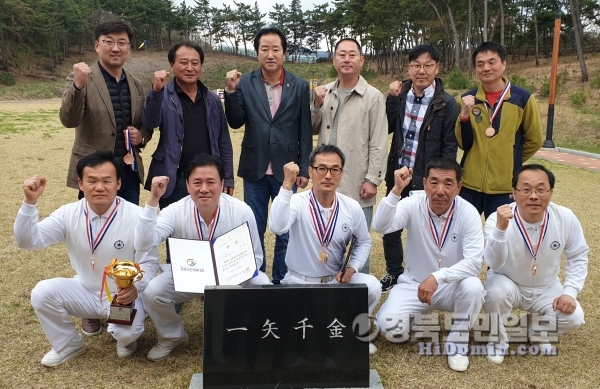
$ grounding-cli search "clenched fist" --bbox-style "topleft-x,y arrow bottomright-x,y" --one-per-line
23,175 -> 47,205
495,204 -> 513,231
72,62 -> 92,89
225,69 -> 242,92
282,162 -> 300,191
461,95 -> 476,119
391,167 -> 413,197
388,81 -> 402,97
148,176 -> 170,207
313,85 -> 327,109
153,70 -> 170,92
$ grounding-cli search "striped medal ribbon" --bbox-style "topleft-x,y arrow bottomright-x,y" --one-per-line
308,190 -> 339,263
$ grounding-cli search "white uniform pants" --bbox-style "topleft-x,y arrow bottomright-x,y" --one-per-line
376,273 -> 485,353
484,272 -> 585,345
142,264 -> 271,346
281,271 -> 382,315
31,278 -> 145,352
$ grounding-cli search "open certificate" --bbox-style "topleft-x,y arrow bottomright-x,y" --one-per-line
168,222 -> 259,293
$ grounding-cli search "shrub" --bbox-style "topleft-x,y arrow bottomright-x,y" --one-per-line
539,77 -> 550,98
570,89 -> 587,107
510,74 -> 536,93
0,73 -> 16,86
327,65 -> 337,79
446,67 -> 476,90
360,67 -> 378,81
590,73 -> 600,89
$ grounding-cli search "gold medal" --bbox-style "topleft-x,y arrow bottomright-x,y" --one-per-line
123,153 -> 134,165
319,249 -> 328,263
485,127 -> 495,137
532,263 -> 537,276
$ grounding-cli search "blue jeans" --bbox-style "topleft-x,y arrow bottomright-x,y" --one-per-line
244,175 -> 294,284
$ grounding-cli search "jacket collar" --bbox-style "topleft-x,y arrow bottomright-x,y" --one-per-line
330,75 -> 368,96
475,76 -> 511,103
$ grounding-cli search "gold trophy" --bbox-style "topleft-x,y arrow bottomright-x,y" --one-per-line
104,259 -> 144,325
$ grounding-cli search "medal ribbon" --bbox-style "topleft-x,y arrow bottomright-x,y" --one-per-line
513,206 -> 549,272
124,129 -> 138,171
308,190 -> 340,248
194,204 -> 220,241
85,198 -> 121,256
427,199 -> 456,268
100,258 -> 117,303
484,81 -> 511,125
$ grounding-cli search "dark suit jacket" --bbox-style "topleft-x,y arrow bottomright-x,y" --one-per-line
60,62 -> 152,189
224,68 -> 312,181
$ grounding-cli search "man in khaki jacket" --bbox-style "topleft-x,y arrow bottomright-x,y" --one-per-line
312,38 -> 388,273
59,19 -> 152,338
60,19 -> 152,207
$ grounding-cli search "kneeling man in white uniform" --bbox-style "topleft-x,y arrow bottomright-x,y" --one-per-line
269,144 -> 382,354
14,151 -> 159,366
135,153 -> 270,361
483,164 -> 588,364
373,157 -> 485,371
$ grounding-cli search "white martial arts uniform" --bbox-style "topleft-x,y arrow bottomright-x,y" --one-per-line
372,192 -> 485,350
484,202 -> 588,345
135,194 -> 270,346
269,188 -> 382,314
14,198 -> 159,352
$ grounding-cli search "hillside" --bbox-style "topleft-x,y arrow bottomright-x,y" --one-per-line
1,48 -> 599,153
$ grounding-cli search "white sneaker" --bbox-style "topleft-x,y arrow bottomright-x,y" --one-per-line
41,334 -> 86,367
147,332 -> 189,361
448,354 -> 469,371
486,344 -> 506,365
369,342 -> 377,355
117,340 -> 138,358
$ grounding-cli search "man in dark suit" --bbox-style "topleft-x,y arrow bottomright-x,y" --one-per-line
224,26 -> 312,284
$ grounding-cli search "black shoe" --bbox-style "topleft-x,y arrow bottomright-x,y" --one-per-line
380,273 -> 399,292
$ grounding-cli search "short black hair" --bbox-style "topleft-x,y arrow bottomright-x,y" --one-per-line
309,144 -> 346,168
76,151 -> 122,180
253,27 -> 287,53
472,42 -> 507,66
408,44 -> 440,63
94,19 -> 134,42
168,41 -> 205,65
512,164 -> 556,189
424,157 -> 462,182
185,153 -> 225,181
334,38 -> 361,54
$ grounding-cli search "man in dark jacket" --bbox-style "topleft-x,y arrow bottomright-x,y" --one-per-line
380,45 -> 458,292
142,41 -> 234,209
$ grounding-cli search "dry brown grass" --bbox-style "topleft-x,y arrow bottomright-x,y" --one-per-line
0,100 -> 599,388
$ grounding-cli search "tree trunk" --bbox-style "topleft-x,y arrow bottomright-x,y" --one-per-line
569,0 -> 589,81
534,0 -> 539,66
427,0 -> 454,65
447,3 -> 460,69
483,0 -> 488,41
499,0 -> 504,46
468,0 -> 472,77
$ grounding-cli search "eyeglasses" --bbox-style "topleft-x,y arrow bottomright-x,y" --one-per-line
100,39 -> 130,48
310,166 -> 343,175
409,63 -> 437,71
514,187 -> 552,196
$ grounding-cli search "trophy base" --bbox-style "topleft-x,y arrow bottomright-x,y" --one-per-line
107,298 -> 137,326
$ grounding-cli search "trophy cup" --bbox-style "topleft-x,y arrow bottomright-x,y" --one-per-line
104,259 -> 144,325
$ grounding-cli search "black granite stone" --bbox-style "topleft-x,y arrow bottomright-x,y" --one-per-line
203,284 -> 370,389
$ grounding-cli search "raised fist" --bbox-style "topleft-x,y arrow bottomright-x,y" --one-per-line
153,70 -> 170,92
313,85 -> 327,109
282,162 -> 300,190
22,175 -> 47,205
391,167 -> 413,197
148,176 -> 169,207
72,62 -> 92,89
495,204 -> 513,231
388,81 -> 402,97
225,69 -> 242,91
461,95 -> 476,118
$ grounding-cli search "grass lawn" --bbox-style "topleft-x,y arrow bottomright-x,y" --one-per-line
0,100 -> 598,388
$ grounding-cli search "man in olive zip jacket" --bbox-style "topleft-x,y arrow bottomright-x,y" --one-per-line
380,45 -> 458,292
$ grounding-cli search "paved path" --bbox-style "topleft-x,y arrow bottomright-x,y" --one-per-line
535,147 -> 600,172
